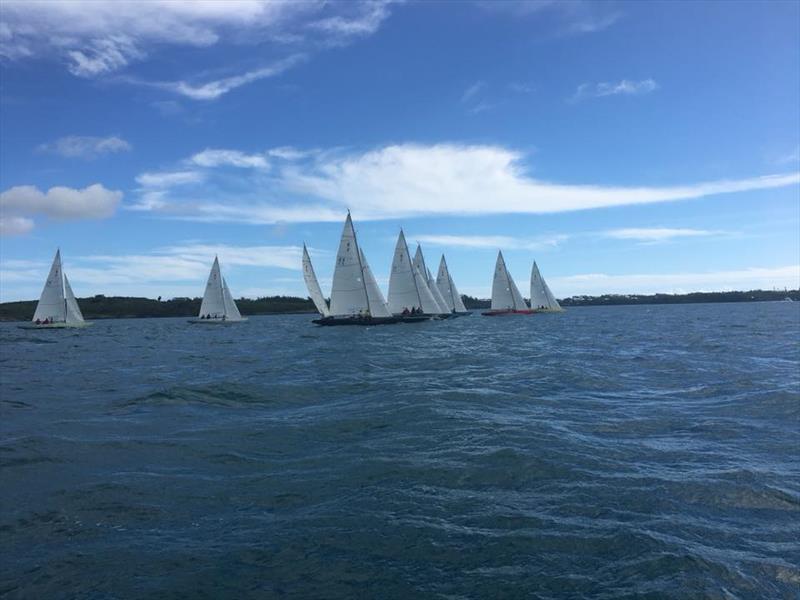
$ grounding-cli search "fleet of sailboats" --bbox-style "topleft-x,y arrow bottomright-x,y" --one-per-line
188,256 -> 246,323
20,213 -> 564,329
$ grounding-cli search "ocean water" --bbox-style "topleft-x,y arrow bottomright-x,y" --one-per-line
1,303 -> 799,599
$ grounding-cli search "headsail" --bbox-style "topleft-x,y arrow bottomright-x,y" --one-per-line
413,245 -> 449,313
491,251 -> 527,311
222,278 -> 244,320
302,244 -> 330,317
329,213 -> 369,316
198,256 -> 226,318
33,250 -> 66,323
63,274 -> 85,324
530,261 -> 562,311
359,249 -> 392,318
437,255 -> 468,313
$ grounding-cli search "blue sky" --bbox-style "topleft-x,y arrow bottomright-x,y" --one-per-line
1,0 -> 798,302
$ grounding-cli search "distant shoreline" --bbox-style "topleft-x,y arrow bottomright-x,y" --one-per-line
0,290 -> 796,322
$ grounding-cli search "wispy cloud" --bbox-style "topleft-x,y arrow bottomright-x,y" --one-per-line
603,227 -> 728,243
1,1 -> 396,99
188,148 -> 269,169
126,143 -> 800,224
138,53 -> 308,100
460,80 -> 497,114
37,135 -> 131,159
570,78 -> 659,103
773,146 -> 800,166
461,81 -> 485,103
475,1 -> 622,35
413,233 -> 567,251
135,170 -> 204,188
0,184 -> 122,235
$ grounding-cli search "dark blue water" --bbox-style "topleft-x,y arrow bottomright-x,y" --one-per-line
1,303 -> 799,599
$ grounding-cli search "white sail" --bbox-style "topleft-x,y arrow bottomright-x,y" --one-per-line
491,251 -> 527,310
32,250 -> 66,323
414,264 -> 443,314
388,230 -> 422,314
302,244 -> 330,317
63,274 -> 85,324
329,213 -> 369,316
530,261 -> 562,311
412,244 -> 449,313
359,249 -> 392,318
198,256 -> 226,319
222,278 -> 244,320
436,255 -> 468,313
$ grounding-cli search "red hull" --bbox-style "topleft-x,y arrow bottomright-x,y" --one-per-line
481,309 -> 536,316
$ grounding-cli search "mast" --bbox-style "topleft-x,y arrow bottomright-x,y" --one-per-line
216,257 -> 226,317
60,250 -> 67,322
350,211 -> 372,315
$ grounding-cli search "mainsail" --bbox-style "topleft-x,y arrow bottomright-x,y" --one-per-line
302,244 -> 330,317
530,261 -> 562,311
329,213 -> 370,316
32,250 -> 67,323
436,255 -> 468,313
413,245 -> 449,313
491,251 -> 527,311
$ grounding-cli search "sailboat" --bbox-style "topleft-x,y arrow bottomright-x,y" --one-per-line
530,261 -> 564,313
307,212 -> 400,326
387,230 -> 444,320
188,256 -> 247,323
412,244 -> 452,318
20,249 -> 89,329
482,251 -> 535,316
436,255 -> 470,315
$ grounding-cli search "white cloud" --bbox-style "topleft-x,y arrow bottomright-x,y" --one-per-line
0,1 -> 395,98
135,170 -> 204,188
142,53 -> 307,100
0,216 -> 34,236
461,81 -> 485,103
414,233 -> 567,251
130,143 -> 800,224
37,135 -> 131,159
571,78 -> 658,102
189,148 -> 269,169
603,228 -> 726,243
773,146 -> 800,166
0,184 -> 122,232
552,265 -> 800,297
